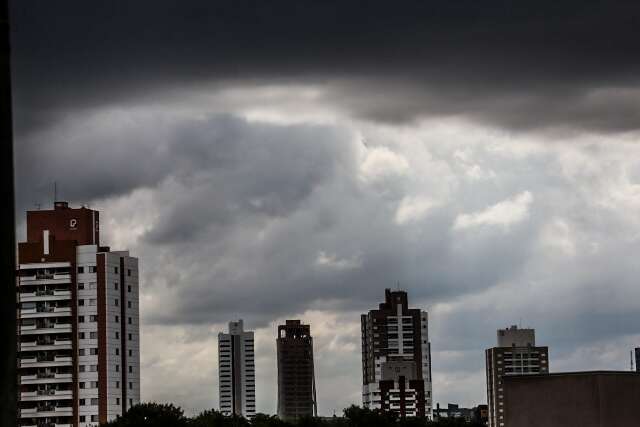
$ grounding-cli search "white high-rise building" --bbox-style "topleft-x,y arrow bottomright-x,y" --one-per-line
17,202 -> 140,427
218,320 -> 255,418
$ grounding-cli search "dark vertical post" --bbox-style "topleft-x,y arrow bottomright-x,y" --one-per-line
0,0 -> 16,426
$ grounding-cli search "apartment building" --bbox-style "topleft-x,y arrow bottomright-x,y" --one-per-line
485,326 -> 548,427
218,320 -> 255,418
361,289 -> 432,418
17,202 -> 140,427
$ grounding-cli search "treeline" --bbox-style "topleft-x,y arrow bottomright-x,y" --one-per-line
101,403 -> 485,427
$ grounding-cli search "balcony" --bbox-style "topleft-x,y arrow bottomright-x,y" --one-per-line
20,324 -> 72,336
20,306 -> 72,319
20,372 -> 73,385
19,405 -> 73,418
20,340 -> 73,352
20,355 -> 72,368
21,389 -> 73,401
20,290 -> 71,303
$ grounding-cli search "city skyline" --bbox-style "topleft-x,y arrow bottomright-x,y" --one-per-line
9,0 -> 640,419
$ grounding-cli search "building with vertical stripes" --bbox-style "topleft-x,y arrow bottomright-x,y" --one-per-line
361,289 -> 432,418
218,320 -> 255,418
17,202 -> 140,427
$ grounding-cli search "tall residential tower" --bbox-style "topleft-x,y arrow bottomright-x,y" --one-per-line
361,289 -> 433,418
17,202 -> 140,427
218,320 -> 255,418
276,320 -> 317,420
485,326 -> 549,427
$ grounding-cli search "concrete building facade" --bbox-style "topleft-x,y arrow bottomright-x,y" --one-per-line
218,320 -> 255,418
17,202 -> 140,427
361,289 -> 432,418
276,320 -> 317,420
503,371 -> 640,427
485,326 -> 548,427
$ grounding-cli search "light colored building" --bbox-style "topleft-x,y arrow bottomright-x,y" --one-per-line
17,202 -> 140,427
218,320 -> 255,418
361,289 -> 432,418
485,325 -> 548,427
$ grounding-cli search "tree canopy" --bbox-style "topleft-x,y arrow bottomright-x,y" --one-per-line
101,403 -> 486,427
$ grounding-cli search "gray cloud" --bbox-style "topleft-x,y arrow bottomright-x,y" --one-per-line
10,0 -> 640,134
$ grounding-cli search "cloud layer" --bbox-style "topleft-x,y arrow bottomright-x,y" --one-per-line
11,0 -> 640,416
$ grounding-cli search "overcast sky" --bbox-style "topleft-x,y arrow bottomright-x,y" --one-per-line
10,0 -> 640,416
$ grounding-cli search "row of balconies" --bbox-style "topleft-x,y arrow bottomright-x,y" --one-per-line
20,306 -> 72,318
20,389 -> 73,401
20,355 -> 72,368
19,272 -> 72,284
20,405 -> 73,418
20,373 -> 73,384
20,340 -> 73,352
19,290 -> 71,303
20,323 -> 73,336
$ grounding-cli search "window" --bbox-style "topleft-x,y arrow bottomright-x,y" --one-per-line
91,398 -> 99,405
115,331 -> 119,339
127,269 -> 131,277
77,266 -> 84,274
78,316 -> 85,323
89,282 -> 97,290
114,282 -> 119,290
114,298 -> 119,306
116,398 -> 120,405
129,399 -> 133,407
115,348 -> 120,356
90,364 -> 98,372
78,299 -> 84,306
80,415 -> 86,422
79,365 -> 85,372
129,382 -> 133,390
116,364 -> 120,372
79,399 -> 86,406
114,267 -> 119,274
90,315 -> 98,322
128,333 -> 132,341
91,381 -> 98,388
128,285 -> 131,292
127,301 -> 132,308
128,366 -> 133,373
79,382 -> 86,389
90,332 -> 98,339
128,317 -> 132,325
115,315 -> 119,323
78,283 -> 84,290
79,332 -> 85,339
91,415 -> 98,422
116,381 -> 120,388
128,349 -> 132,357
78,349 -> 85,356
90,348 -> 98,355
89,299 -> 96,306
89,266 -> 97,273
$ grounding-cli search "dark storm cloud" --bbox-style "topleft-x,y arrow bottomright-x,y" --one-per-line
10,0 -> 640,134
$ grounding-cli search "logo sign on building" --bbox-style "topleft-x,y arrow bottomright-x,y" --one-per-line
70,218 -> 78,230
